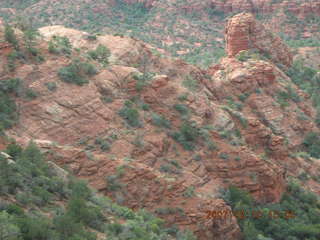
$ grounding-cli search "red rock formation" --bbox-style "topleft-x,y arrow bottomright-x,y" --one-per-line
225,12 -> 293,67
3,14 -> 320,240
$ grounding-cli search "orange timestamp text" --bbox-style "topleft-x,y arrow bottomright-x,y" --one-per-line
205,209 -> 296,220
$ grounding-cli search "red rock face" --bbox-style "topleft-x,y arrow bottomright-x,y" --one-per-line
2,13 -> 320,240
225,12 -> 293,67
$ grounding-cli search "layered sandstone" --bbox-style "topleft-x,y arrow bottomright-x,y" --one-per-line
2,13 -> 320,240
225,12 -> 293,67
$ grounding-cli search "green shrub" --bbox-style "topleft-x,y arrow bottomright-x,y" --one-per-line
118,103 -> 142,127
182,186 -> 195,198
0,211 -> 21,240
4,24 -> 19,49
173,104 -> 190,116
182,75 -> 199,92
106,175 -> 123,191
238,93 -> 250,102
24,88 -> 38,100
232,112 -> 248,128
23,27 -> 42,58
0,78 -> 21,94
87,44 -> 110,66
219,152 -> 229,160
86,35 -> 97,41
207,141 -> 217,151
171,121 -> 200,151
151,113 -> 171,128
101,95 -> 113,103
95,138 -> 110,152
316,107 -> 320,127
159,162 -> 181,174
132,133 -> 144,148
178,93 -> 189,101
226,96 -> 243,111
0,92 -> 18,130
303,132 -> 320,158
7,50 -> 24,72
236,49 -> 261,62
6,204 -> 24,216
132,72 -> 154,92
58,65 -> 87,85
45,82 -> 57,91
66,197 -> 104,230
58,59 -> 97,85
48,35 -> 72,56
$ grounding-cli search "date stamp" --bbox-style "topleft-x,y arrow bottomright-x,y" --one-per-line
205,209 -> 296,220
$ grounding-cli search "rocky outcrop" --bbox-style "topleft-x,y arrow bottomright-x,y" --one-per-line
225,12 -> 293,67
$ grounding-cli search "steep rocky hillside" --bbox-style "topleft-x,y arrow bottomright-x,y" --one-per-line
0,0 -> 319,67
0,12 -> 320,240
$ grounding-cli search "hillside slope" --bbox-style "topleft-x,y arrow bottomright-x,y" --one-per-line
0,12 -> 320,240
0,0 -> 319,67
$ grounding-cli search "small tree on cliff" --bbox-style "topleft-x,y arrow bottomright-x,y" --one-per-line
4,24 -> 19,50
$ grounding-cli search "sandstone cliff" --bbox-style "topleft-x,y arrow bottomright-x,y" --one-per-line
225,12 -> 292,67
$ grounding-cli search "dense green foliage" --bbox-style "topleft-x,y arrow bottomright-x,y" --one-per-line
0,93 -> 17,131
222,183 -> 320,240
0,78 -> 21,131
303,132 -> 320,159
58,59 -> 97,85
0,142 -> 196,240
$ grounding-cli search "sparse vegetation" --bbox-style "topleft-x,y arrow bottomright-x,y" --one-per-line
236,49 -> 263,62
4,24 -> 19,49
182,75 -> 199,92
48,35 -> 72,56
45,82 -> 57,91
226,96 -> 243,111
151,112 -> 171,129
173,104 -> 190,116
219,152 -> 229,160
87,44 -> 110,66
182,186 -> 195,198
171,121 -> 200,151
24,88 -> 38,100
133,72 -> 154,92
58,59 -> 97,85
118,101 -> 142,128
95,137 -> 111,152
